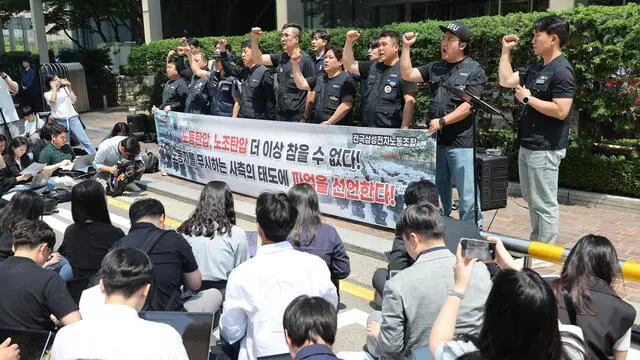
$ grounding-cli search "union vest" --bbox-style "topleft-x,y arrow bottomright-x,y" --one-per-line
239,65 -> 274,120
362,61 -> 404,128
209,73 -> 237,117
312,71 -> 352,125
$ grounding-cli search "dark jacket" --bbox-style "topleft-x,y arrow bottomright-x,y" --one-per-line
557,278 -> 636,360
3,153 -> 32,179
293,223 -> 351,288
294,344 -> 340,360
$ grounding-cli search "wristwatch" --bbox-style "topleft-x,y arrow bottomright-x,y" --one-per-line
448,289 -> 464,300
522,96 -> 530,104
439,117 -> 446,127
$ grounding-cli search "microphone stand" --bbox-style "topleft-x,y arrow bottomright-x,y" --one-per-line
441,84 -> 505,228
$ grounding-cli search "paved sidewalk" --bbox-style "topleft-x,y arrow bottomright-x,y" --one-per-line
80,109 -> 640,303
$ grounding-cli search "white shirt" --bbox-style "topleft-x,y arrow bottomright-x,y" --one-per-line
220,241 -> 338,360
51,304 -> 188,360
24,117 -> 45,136
44,87 -> 78,119
0,75 -> 19,123
78,284 -> 105,319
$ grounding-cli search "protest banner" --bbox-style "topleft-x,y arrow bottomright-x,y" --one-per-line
155,111 -> 436,228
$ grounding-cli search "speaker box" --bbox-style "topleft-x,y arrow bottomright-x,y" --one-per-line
475,154 -> 509,211
127,114 -> 148,142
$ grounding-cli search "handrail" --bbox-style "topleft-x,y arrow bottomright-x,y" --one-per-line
480,231 -> 640,283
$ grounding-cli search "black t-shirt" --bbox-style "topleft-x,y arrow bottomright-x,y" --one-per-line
519,55 -> 575,150
0,231 -> 13,261
307,71 -> 356,125
270,51 -> 316,118
58,222 -> 126,279
416,58 -> 487,147
115,222 -> 199,311
0,256 -> 78,331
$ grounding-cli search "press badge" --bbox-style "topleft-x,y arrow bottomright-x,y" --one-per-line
536,75 -> 548,84
329,95 -> 339,101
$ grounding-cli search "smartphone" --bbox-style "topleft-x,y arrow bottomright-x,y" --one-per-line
460,238 -> 496,261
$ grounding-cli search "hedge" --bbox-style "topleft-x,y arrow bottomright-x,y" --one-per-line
127,4 -> 640,197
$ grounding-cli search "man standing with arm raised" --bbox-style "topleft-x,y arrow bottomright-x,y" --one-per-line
343,30 -> 416,129
250,24 -> 316,122
399,22 -> 487,228
499,15 -> 575,244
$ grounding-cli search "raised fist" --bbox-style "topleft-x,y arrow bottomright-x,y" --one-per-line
502,34 -> 520,51
403,32 -> 418,47
217,39 -> 228,52
346,30 -> 361,42
291,52 -> 302,65
251,27 -> 264,40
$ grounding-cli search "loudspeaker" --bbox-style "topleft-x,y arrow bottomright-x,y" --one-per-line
475,154 -> 508,211
127,114 -> 147,142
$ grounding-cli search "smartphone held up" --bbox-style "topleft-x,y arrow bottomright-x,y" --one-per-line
460,238 -> 496,261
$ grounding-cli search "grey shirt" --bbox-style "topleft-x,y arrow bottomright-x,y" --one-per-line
181,225 -> 249,282
377,248 -> 491,360
94,136 -> 143,170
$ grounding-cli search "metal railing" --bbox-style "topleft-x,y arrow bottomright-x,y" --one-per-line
480,231 -> 640,283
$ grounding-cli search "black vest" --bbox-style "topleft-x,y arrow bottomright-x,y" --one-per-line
185,75 -> 210,114
362,61 -> 404,128
426,57 -> 482,119
312,71 -> 352,125
239,65 -> 274,120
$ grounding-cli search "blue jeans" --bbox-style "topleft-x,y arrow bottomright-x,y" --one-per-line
436,146 -> 483,228
6,178 -> 56,194
56,116 -> 96,154
46,255 -> 73,282
518,147 -> 566,244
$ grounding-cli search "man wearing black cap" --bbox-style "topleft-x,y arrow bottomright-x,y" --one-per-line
400,21 -> 486,228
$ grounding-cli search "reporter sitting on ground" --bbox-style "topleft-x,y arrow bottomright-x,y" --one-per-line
31,123 -> 53,163
1,136 -> 56,194
37,123 -> 75,168
372,179 -> 486,299
51,248 -> 189,360
0,219 -> 81,331
429,238 -> 586,360
20,105 -> 44,143
288,183 -> 350,293
551,235 -> 636,359
115,198 -> 222,313
93,136 -> 147,192
177,180 -> 249,295
284,295 -> 341,360
58,180 -> 125,281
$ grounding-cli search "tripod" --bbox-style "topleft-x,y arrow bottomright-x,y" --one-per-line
0,107 -> 14,141
441,84 -> 504,227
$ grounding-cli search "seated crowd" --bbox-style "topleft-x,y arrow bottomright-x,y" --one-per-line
0,177 -> 635,360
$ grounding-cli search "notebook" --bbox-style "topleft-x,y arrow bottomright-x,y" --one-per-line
139,311 -> 213,360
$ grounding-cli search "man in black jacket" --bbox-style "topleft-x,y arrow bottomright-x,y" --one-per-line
371,180 -> 485,299
153,62 -> 188,113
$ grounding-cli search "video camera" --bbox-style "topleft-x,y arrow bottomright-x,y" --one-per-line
106,158 -> 137,197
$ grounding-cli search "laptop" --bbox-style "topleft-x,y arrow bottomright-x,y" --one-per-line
60,154 -> 95,172
29,170 -> 53,190
0,326 -> 54,360
139,311 -> 213,360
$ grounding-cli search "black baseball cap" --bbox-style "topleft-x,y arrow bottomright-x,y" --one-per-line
439,21 -> 472,43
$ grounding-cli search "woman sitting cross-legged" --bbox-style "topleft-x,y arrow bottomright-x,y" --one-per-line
58,180 -> 125,281
1,136 -> 60,194
177,180 -> 249,295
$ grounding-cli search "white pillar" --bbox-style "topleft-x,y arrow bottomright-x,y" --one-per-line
549,0 -> 575,11
8,19 -> 16,51
29,0 -> 49,64
276,0 -> 304,30
142,0 -> 163,44
21,17 -> 29,51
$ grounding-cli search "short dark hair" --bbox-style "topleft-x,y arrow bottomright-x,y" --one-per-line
186,37 -> 201,48
282,23 -> 303,42
283,295 -> 337,347
119,137 -> 140,157
129,198 -> 165,224
72,180 -> 111,224
49,123 -> 68,137
109,122 -> 130,137
0,190 -> 45,234
13,220 -> 55,251
39,123 -> 55,141
325,44 -> 344,62
404,180 -> 439,207
378,30 -> 401,46
369,36 -> 380,49
312,29 -> 330,43
101,248 -> 153,298
534,15 -> 570,47
191,50 -> 209,62
21,105 -> 34,117
256,192 -> 297,243
396,202 -> 444,241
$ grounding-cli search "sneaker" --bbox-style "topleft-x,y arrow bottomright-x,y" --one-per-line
125,182 -> 143,192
